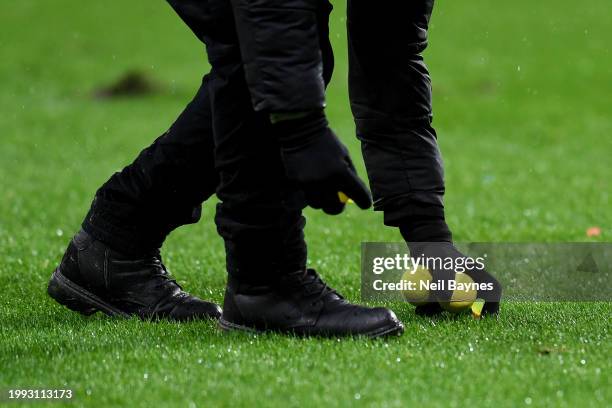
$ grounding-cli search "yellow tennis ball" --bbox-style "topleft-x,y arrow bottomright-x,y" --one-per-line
439,272 -> 477,313
401,266 -> 432,306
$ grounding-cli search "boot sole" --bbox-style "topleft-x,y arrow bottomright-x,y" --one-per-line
47,269 -> 130,318
218,317 -> 404,339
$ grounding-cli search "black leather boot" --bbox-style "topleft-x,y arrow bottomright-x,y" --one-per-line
219,268 -> 404,338
47,230 -> 222,321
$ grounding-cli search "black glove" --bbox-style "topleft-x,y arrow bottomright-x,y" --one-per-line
407,241 -> 502,315
273,110 -> 372,215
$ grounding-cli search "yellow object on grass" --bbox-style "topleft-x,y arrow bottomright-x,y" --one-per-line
401,266 -> 433,306
439,272 -> 478,313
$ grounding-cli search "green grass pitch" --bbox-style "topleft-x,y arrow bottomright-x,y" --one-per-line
0,0 -> 610,406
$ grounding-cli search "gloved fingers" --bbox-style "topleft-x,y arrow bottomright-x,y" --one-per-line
305,194 -> 324,210
326,128 -> 351,156
342,150 -> 356,170
303,187 -> 326,210
338,170 -> 372,210
321,193 -> 345,215
322,203 -> 345,215
304,188 -> 346,215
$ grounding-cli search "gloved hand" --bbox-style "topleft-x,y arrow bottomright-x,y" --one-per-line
273,110 -> 372,214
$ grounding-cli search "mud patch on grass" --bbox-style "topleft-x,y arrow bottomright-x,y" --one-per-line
93,70 -> 160,99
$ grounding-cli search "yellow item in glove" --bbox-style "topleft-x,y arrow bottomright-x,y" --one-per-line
439,272 -> 477,313
337,191 -> 353,204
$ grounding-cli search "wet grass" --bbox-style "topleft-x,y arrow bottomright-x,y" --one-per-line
1,0 -> 610,406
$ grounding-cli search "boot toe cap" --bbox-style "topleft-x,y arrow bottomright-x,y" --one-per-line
316,305 -> 404,338
169,297 -> 222,321
366,307 -> 404,337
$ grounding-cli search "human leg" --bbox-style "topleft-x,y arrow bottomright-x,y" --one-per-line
347,0 -> 501,313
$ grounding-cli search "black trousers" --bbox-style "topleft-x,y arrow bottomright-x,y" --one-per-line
348,0 -> 445,226
83,0 -> 445,281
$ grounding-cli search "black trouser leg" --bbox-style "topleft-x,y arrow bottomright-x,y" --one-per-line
85,0 -> 308,279
197,0 -> 308,283
82,0 -> 231,255
347,2 -> 502,312
347,0 -> 449,240
84,0 -> 328,280
209,59 -> 307,282
83,76 -> 217,254
171,0 -> 332,282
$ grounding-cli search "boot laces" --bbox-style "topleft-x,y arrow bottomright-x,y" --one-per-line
286,268 -> 340,301
142,250 -> 182,290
